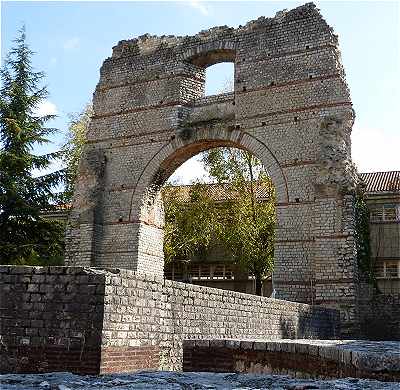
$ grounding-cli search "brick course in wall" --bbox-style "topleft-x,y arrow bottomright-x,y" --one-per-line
182,339 -> 400,382
100,346 -> 160,374
0,266 -> 340,375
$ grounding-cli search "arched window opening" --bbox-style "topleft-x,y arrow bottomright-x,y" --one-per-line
163,146 -> 276,297
204,62 -> 234,96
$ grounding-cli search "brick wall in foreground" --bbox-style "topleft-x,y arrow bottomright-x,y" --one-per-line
101,268 -> 340,372
358,283 -> 400,341
182,339 -> 400,382
0,266 -> 105,374
0,266 -> 340,374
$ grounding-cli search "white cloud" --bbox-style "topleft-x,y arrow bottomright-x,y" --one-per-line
188,0 -> 209,16
168,154 -> 209,185
351,125 -> 400,173
33,100 -> 58,117
63,37 -> 80,50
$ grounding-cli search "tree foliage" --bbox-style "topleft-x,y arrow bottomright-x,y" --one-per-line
0,27 -> 64,265
354,191 -> 376,289
61,103 -> 92,202
163,183 -> 222,263
163,147 -> 276,295
203,148 -> 276,295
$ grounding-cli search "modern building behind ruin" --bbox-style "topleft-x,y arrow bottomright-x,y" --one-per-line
164,171 -> 400,297
360,171 -> 400,295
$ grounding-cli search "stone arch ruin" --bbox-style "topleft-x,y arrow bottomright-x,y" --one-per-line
66,3 -> 361,333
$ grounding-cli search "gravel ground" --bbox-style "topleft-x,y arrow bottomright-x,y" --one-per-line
0,371 -> 398,390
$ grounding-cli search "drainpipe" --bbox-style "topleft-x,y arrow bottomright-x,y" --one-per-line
270,273 -> 276,299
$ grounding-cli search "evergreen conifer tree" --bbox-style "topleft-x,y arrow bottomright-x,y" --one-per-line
0,27 -> 64,264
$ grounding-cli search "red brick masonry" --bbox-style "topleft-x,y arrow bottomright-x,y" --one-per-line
183,339 -> 400,382
100,346 -> 160,374
1,345 -> 101,375
1,344 -> 160,375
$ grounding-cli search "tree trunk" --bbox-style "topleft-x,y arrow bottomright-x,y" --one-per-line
245,152 -> 257,222
255,274 -> 262,296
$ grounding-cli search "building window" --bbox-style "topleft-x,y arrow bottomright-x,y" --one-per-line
370,204 -> 400,222
213,264 -> 225,278
164,262 -> 185,281
190,264 -> 200,279
374,260 -> 400,279
165,262 -> 234,281
190,263 -> 234,280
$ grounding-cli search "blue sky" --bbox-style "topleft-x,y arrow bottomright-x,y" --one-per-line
1,1 -> 399,182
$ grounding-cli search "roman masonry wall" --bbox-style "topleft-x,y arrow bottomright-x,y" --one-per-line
65,3 -> 361,334
183,339 -> 400,382
0,266 -> 340,375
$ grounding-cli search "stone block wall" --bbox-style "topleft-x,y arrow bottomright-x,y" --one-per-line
65,2 -> 361,335
0,266 -> 105,374
0,266 -> 340,375
101,268 -> 340,372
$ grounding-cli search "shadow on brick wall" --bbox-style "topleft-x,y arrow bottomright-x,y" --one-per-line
279,306 -> 340,340
359,294 -> 400,341
0,267 -> 106,374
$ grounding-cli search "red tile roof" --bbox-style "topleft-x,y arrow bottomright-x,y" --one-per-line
359,171 -> 400,193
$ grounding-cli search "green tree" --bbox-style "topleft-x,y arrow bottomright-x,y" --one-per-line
163,147 -> 276,296
61,103 -> 92,202
202,148 -> 275,295
354,191 -> 376,289
0,27 -> 64,265
163,183 -> 223,264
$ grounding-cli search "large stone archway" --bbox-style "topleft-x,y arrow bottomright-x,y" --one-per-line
131,127 -> 289,278
66,3 -> 361,333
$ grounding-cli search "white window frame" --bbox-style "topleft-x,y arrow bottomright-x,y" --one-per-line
370,204 -> 400,222
376,260 -> 400,279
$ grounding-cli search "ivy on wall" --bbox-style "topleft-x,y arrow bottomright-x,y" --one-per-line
354,192 -> 376,289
